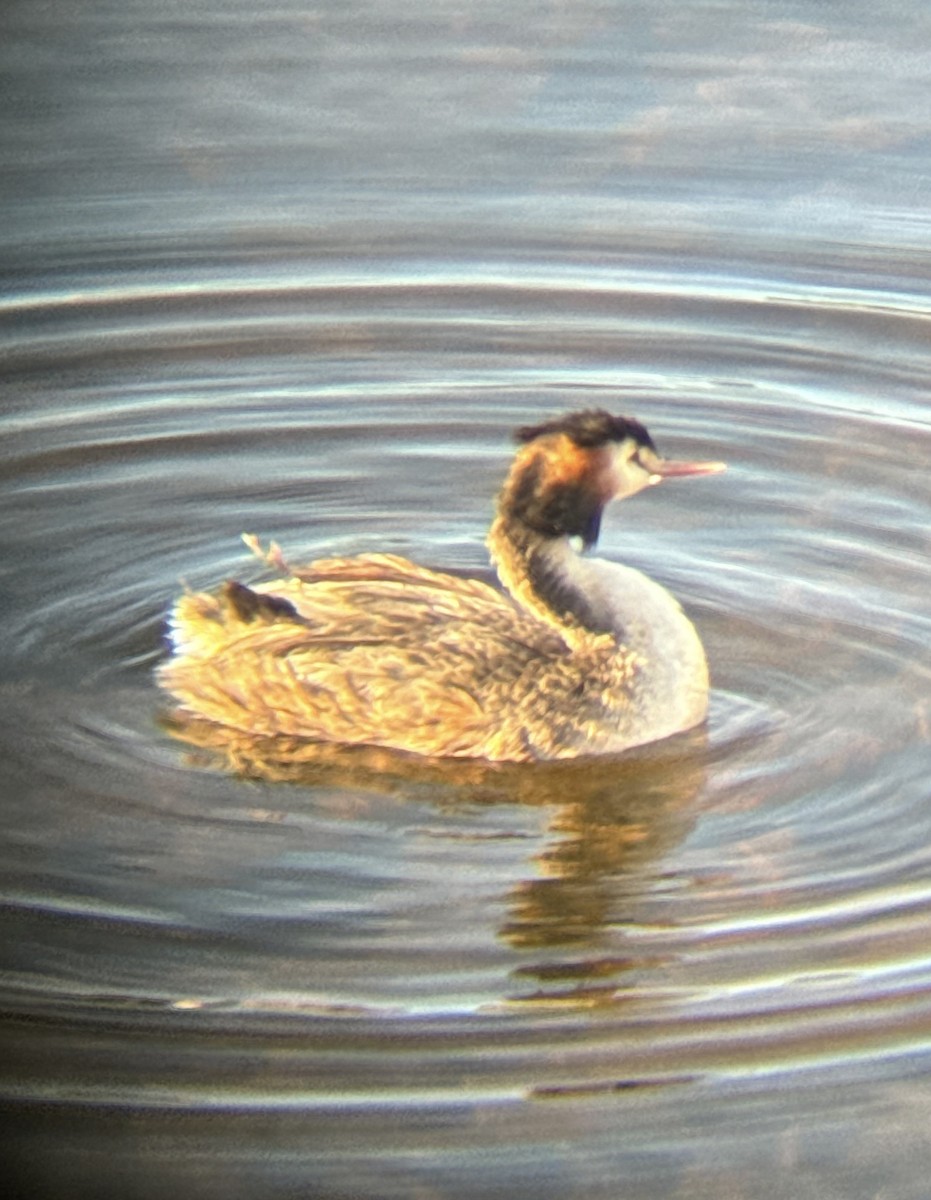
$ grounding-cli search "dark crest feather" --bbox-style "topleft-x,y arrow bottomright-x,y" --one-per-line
515,409 -> 656,452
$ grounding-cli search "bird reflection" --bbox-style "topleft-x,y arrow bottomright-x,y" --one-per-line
496,739 -> 706,1005
164,715 -> 707,1006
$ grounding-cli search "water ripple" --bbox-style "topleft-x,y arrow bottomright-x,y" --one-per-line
2,251 -> 931,1197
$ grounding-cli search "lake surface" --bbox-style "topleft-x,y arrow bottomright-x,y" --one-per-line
3,2 -> 931,1196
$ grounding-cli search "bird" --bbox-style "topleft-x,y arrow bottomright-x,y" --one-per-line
158,410 -> 725,762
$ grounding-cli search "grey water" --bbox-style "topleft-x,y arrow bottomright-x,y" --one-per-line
3,2 -> 931,1197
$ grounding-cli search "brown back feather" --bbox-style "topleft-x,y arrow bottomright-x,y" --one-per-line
159,553 -> 634,760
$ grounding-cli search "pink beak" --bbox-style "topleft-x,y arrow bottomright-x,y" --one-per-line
647,457 -> 727,484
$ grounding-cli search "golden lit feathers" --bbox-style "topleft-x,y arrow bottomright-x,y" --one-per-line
159,551 -> 641,762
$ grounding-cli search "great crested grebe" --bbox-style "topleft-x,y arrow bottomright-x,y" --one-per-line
159,411 -> 725,762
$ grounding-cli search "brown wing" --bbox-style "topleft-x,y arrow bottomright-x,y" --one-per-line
159,553 -> 616,759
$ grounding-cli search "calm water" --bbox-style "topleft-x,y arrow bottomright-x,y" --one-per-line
3,2 -> 931,1197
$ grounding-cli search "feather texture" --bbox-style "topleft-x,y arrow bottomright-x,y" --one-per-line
160,553 -> 639,761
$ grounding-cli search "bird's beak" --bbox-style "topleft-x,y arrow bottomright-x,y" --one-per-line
646,457 -> 727,485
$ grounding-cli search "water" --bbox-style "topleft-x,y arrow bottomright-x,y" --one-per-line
3,2 -> 931,1196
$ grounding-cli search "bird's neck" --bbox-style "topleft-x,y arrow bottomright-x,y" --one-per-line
487,441 -> 618,645
487,513 -> 614,646
487,450 -> 712,740
487,509 -> 710,737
